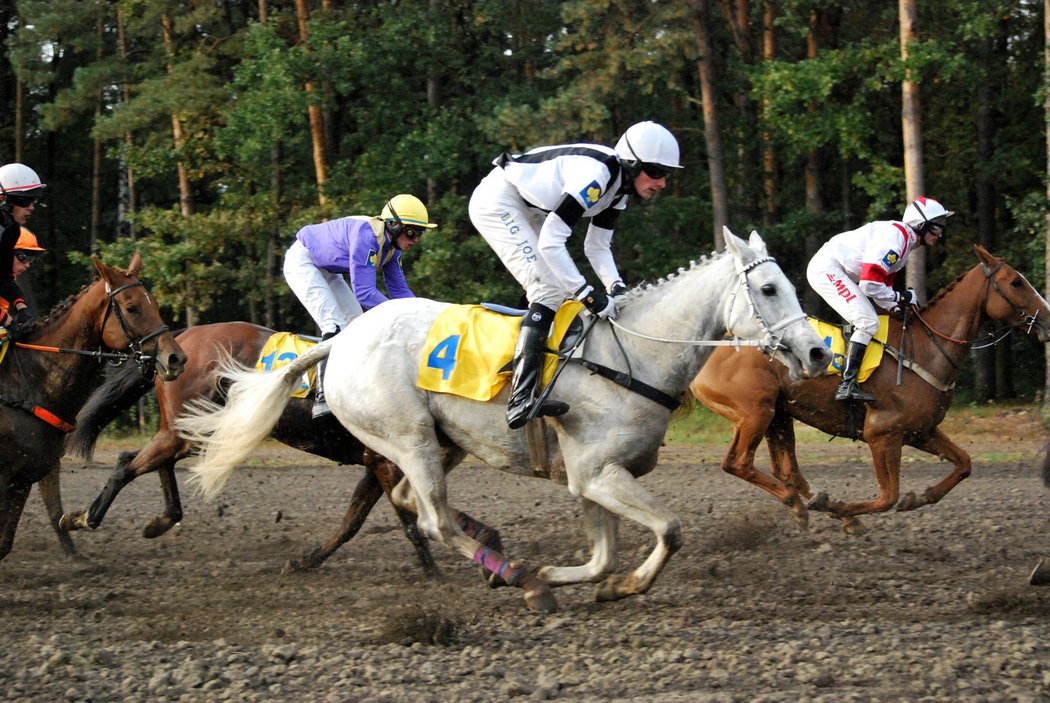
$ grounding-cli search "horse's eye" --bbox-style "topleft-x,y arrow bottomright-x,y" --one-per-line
1011,278 -> 1024,288
125,305 -> 140,315
761,284 -> 777,297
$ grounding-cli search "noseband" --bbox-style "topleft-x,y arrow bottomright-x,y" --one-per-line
726,256 -> 807,357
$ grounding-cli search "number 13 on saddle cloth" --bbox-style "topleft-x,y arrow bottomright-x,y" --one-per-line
255,331 -> 318,397
811,315 -> 890,382
417,302 -> 583,401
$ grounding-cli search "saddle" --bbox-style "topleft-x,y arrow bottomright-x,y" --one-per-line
416,301 -> 584,401
809,316 -> 890,383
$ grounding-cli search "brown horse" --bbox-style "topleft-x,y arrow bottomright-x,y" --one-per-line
59,321 -> 442,575
0,252 -> 186,560
691,245 -> 1050,530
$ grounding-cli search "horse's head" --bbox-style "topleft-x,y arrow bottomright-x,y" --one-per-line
974,244 -> 1050,343
723,228 -> 830,379
93,252 -> 187,381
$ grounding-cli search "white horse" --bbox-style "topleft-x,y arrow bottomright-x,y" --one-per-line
178,229 -> 830,612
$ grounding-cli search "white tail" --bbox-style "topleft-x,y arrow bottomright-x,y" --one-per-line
175,340 -> 333,501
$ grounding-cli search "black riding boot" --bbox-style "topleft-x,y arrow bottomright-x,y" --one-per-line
506,304 -> 569,429
834,341 -> 876,402
312,328 -> 340,419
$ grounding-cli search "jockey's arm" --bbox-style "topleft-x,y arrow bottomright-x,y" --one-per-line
537,194 -> 588,293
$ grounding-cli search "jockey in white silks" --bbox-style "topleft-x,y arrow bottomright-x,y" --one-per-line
469,121 -> 683,429
806,196 -> 954,403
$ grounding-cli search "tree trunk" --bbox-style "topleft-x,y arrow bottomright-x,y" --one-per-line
899,0 -> 928,300
693,0 -> 729,250
294,0 -> 328,206
760,0 -> 778,226
975,30 -> 1002,402
117,6 -> 136,241
803,8 -> 827,313
90,15 -> 104,253
1044,0 -> 1050,408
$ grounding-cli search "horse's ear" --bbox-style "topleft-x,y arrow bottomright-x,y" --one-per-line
722,226 -> 753,262
973,243 -> 999,267
127,251 -> 143,277
92,256 -> 107,280
747,230 -> 769,257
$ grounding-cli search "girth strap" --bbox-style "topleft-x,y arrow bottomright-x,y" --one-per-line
0,395 -> 75,433
574,359 -> 680,411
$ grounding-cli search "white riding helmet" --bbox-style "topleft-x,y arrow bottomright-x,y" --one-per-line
902,197 -> 953,232
614,121 -> 683,170
0,163 -> 46,198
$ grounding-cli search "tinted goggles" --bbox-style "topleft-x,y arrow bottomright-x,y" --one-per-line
639,163 -> 670,180
402,226 -> 425,241
4,194 -> 39,208
14,251 -> 37,264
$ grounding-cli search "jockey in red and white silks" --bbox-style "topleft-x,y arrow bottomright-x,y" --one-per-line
806,219 -> 917,347
806,197 -> 953,402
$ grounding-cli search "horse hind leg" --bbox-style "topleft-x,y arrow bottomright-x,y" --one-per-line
897,428 -> 972,512
38,466 -> 77,556
143,464 -> 184,538
0,479 -> 32,561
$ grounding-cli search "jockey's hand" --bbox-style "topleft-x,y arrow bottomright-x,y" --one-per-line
575,284 -> 617,320
609,281 -> 628,301
12,305 -> 32,327
894,288 -> 917,312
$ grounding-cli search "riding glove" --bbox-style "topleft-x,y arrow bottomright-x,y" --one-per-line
609,281 -> 628,300
575,284 -> 617,320
894,288 -> 917,311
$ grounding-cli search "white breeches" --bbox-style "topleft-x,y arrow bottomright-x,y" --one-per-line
283,240 -> 363,335
469,169 -> 566,311
806,254 -> 880,345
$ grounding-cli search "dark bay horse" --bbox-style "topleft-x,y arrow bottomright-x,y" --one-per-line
59,321 -> 439,575
0,252 -> 185,560
692,245 -> 1050,530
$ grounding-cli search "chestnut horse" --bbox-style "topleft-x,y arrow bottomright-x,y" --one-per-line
691,245 -> 1050,531
0,253 -> 185,560
59,321 -> 439,575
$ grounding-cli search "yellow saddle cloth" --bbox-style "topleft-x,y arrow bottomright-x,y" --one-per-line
255,331 -> 318,398
810,316 -> 890,382
417,302 -> 584,401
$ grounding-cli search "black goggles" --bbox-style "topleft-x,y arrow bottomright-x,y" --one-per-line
402,226 -> 425,241
4,194 -> 39,208
14,251 -> 37,264
639,163 -> 670,180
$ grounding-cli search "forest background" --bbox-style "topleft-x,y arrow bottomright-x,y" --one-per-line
0,0 -> 1047,405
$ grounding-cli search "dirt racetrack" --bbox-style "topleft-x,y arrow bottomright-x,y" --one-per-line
2,411 -> 1050,702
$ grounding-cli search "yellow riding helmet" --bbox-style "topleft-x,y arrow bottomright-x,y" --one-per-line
380,194 -> 438,232
15,226 -> 45,252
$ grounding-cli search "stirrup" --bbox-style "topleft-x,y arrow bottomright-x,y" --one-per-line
507,398 -> 569,430
311,396 -> 331,419
834,380 -> 875,403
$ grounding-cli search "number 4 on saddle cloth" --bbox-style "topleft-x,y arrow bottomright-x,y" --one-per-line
417,301 -> 584,401
811,315 -> 890,382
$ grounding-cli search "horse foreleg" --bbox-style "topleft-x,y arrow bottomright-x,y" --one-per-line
571,463 -> 681,602
537,498 -> 619,586
37,466 -> 77,555
766,407 -> 812,499
897,428 -> 972,511
144,464 -> 184,538
0,479 -> 32,560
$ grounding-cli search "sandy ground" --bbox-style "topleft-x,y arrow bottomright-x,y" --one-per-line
1,411 -> 1049,701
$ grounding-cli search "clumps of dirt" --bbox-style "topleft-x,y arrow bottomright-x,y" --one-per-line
376,603 -> 459,646
698,509 -> 780,552
967,585 -> 1050,616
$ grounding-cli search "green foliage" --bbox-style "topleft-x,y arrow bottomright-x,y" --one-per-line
5,0 -> 1050,400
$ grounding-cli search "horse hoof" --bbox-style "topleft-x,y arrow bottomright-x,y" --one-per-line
841,516 -> 867,535
281,560 -> 305,576
142,517 -> 176,539
807,492 -> 830,512
482,567 -> 509,589
1030,558 -> 1050,586
521,577 -> 558,613
896,492 -> 920,512
595,575 -> 640,602
790,507 -> 809,531
58,511 -> 86,532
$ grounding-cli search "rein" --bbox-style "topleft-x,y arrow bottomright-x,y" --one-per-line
560,254 -> 800,411
3,279 -> 168,432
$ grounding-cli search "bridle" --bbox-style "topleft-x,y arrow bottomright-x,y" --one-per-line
609,254 -> 806,357
16,279 -> 169,380
910,260 -> 1047,350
